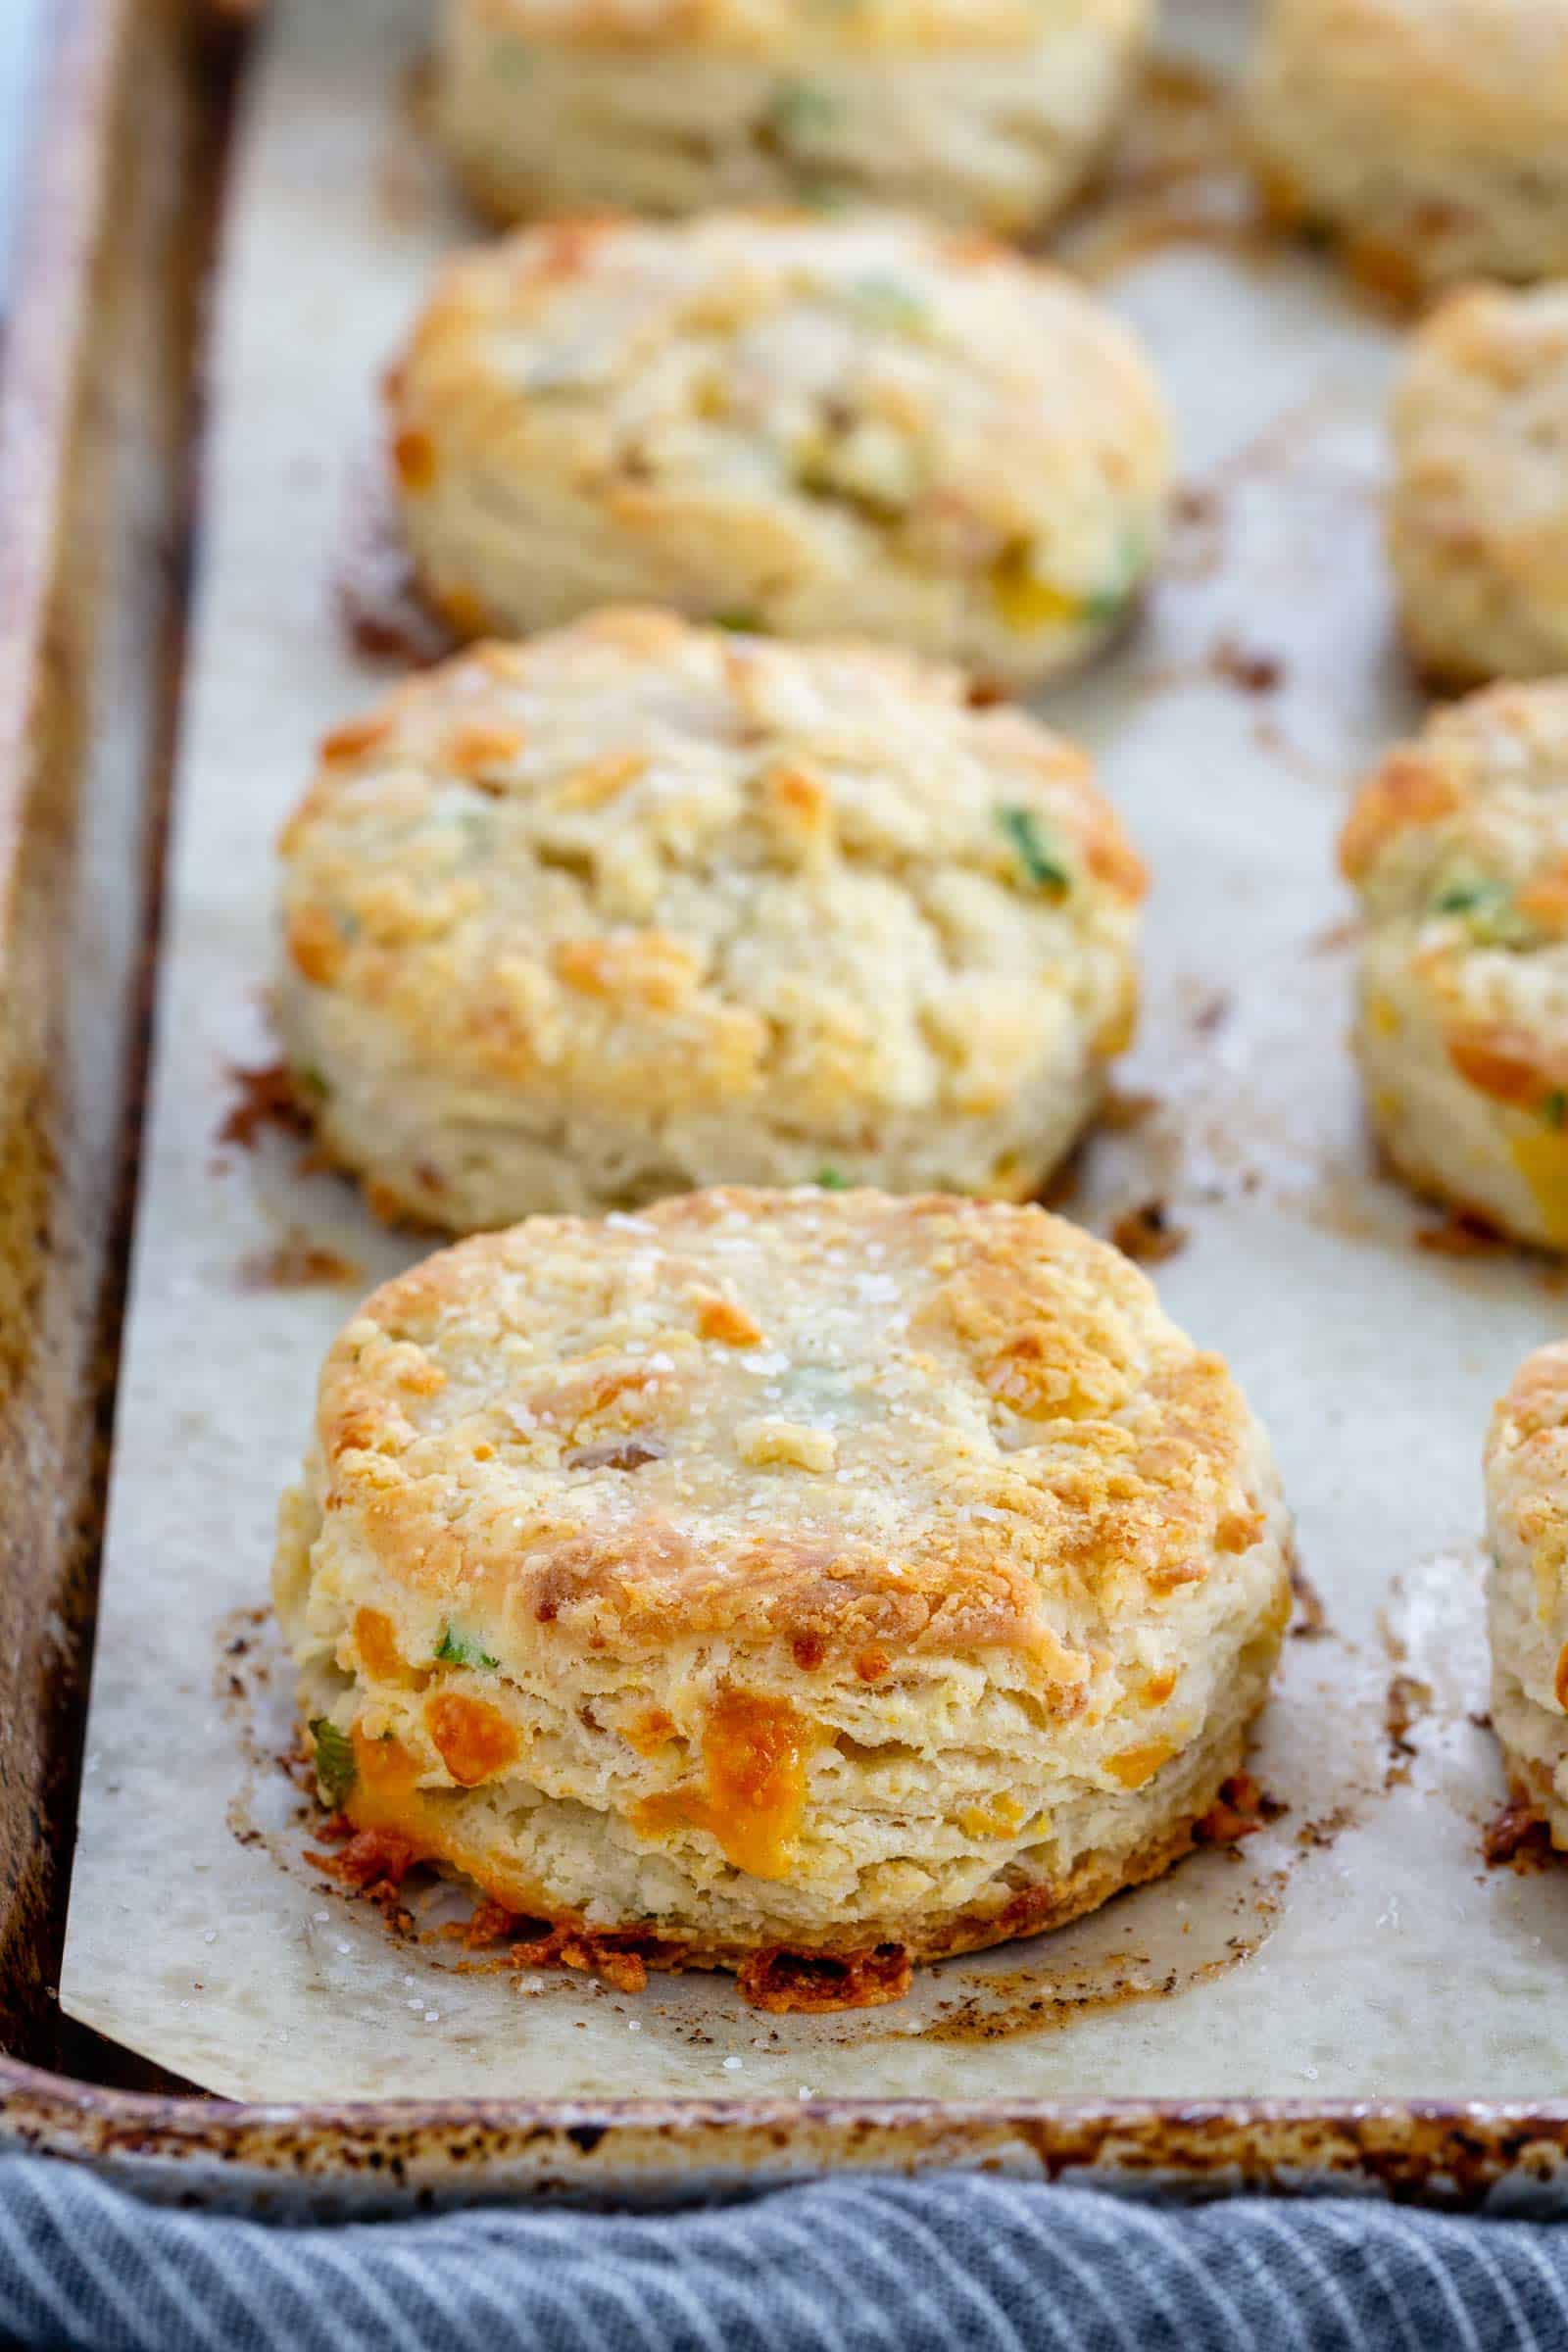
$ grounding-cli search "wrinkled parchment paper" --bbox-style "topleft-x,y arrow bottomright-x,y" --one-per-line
60,0 -> 1568,2102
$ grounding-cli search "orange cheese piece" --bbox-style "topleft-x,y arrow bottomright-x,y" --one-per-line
1511,1130 -> 1568,1250
425,1691 -> 522,1786
354,1606 -> 407,1683
633,1690 -> 814,1881
1106,1738 -> 1176,1789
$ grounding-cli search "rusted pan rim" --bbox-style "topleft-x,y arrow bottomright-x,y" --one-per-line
5,2060 -> 1568,2216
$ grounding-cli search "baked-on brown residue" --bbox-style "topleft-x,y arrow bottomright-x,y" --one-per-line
235,1232 -> 363,1291
1288,1553 -> 1330,1641
1110,1200 -> 1189,1264
442,1900 -> 656,1994
1384,1672 -> 1434,1788
1099,1086 -> 1161,1132
737,1943 -> 913,2015
503,1924 -> 654,1997
342,1827 -> 415,1890
1415,1208 -> 1507,1256
336,445 -> 456,667
306,1821 -> 419,1934
445,1895 -> 911,2008
914,1941 -> 1263,2047
1482,1801 -> 1557,1872
1210,637 -> 1285,696
1195,1774 -> 1284,1845
1067,60 -> 1273,286
1296,1804 -> 1355,1851
219,1059 -> 309,1149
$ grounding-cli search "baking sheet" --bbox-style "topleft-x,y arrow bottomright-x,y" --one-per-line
58,0 -> 1568,2105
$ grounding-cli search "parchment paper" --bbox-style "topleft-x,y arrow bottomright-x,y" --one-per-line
59,0 -> 1568,2103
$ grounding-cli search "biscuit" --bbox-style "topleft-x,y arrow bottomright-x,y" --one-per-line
434,0 -> 1152,235
1487,1340 -> 1568,1847
1390,283 -> 1568,689
272,1188 -> 1292,2002
387,212 -> 1172,690
1340,681 -> 1568,1248
1248,0 -> 1568,299
276,609 -> 1146,1229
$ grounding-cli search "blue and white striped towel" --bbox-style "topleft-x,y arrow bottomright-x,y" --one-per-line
2,2158 -> 1568,2352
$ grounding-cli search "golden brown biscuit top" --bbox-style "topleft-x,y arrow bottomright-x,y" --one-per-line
280,610 -> 1144,1120
459,0 -> 1130,59
1393,284 -> 1568,594
1341,685 -> 1568,1117
390,212 -> 1171,601
1402,282 -> 1568,402
1263,0 -> 1568,134
316,1189 -> 1271,1682
1489,1338 -> 1568,1613
1341,682 -> 1568,914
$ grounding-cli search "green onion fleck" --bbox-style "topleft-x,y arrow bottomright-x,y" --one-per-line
436,1624 -> 500,1670
295,1064 -> 330,1102
1544,1091 -> 1567,1130
846,273 -> 929,335
1432,874 -> 1535,947
814,1166 -> 850,1190
1436,878 -> 1507,916
766,78 -> 840,146
1084,527 -> 1150,627
310,1717 -> 356,1808
1083,577 -> 1134,627
711,609 -> 763,634
997,806 -> 1071,895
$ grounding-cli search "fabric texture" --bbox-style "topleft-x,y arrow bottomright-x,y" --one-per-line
1,2156 -> 1568,2352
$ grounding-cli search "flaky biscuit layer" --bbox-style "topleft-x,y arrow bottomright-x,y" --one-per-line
1391,284 -> 1568,688
1341,682 -> 1568,1249
274,1189 -> 1291,1977
388,212 -> 1171,688
277,610 -> 1145,1226
436,1 -> 1151,233
1249,0 -> 1568,295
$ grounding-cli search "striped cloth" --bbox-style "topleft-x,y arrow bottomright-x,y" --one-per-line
2,2159 -> 1567,2352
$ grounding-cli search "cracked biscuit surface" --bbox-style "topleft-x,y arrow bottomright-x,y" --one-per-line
276,609 -> 1146,1228
387,211 -> 1172,689
434,0 -> 1152,235
273,1187 -> 1291,1999
1341,682 -> 1568,1249
1248,0 -> 1568,297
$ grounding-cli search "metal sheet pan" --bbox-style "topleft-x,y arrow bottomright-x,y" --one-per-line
6,0 -> 1568,2212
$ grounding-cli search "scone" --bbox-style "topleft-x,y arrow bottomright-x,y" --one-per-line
276,609 -> 1146,1230
273,1187 -> 1293,2006
387,211 -> 1172,689
1340,681 -> 1568,1248
1248,0 -> 1568,298
1390,284 -> 1568,688
434,0 -> 1152,235
1486,1341 -> 1568,1848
